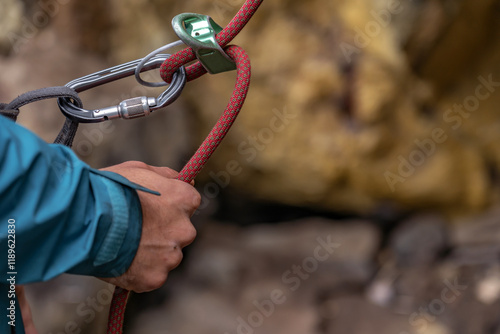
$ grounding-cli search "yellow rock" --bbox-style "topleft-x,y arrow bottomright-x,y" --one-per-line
3,0 -> 499,216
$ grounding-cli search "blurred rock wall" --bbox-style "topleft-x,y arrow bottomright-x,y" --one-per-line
25,212 -> 500,334
1,0 -> 500,217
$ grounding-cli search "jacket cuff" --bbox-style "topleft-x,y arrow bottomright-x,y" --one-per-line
68,170 -> 146,277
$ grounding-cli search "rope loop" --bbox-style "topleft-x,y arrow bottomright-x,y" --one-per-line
160,0 -> 263,83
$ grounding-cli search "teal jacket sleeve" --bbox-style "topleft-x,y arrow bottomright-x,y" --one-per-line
0,115 -> 155,284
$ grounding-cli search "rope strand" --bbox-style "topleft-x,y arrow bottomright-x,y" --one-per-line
107,46 -> 251,334
107,1 -> 263,332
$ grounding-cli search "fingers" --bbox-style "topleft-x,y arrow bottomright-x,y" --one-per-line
96,160 -> 202,294
103,161 -> 196,185
102,161 -> 179,178
105,161 -> 200,211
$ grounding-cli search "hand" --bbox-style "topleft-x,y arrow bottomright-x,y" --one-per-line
16,286 -> 38,334
99,161 -> 200,293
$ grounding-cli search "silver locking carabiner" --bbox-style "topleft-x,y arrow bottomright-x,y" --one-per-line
57,54 -> 186,123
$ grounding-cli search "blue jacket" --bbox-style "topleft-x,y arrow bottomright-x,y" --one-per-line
0,116 -> 151,333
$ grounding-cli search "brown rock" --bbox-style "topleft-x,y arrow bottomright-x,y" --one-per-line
389,213 -> 448,266
323,296 -> 412,334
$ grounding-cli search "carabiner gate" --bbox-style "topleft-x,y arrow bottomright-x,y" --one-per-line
57,54 -> 186,123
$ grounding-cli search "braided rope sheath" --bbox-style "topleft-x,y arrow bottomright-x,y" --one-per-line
160,0 -> 263,83
177,46 -> 251,182
108,2 -> 262,332
107,45 -> 251,334
106,287 -> 130,333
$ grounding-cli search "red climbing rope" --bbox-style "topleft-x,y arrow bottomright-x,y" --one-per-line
107,1 -> 262,332
107,46 -> 252,334
160,0 -> 263,83
107,287 -> 129,333
176,46 -> 251,182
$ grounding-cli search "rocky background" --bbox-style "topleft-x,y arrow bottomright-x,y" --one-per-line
1,0 -> 500,333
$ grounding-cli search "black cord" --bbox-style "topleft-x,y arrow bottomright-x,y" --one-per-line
0,86 -> 83,147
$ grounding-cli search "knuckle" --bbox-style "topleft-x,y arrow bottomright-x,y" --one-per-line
176,219 -> 197,249
177,183 -> 201,207
143,273 -> 167,292
184,222 -> 197,245
191,191 -> 202,208
167,249 -> 184,268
